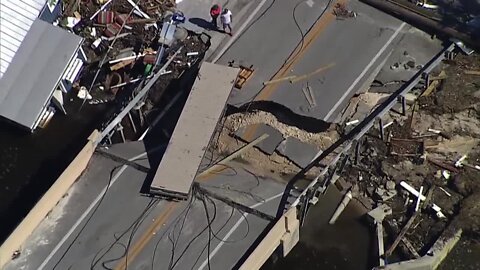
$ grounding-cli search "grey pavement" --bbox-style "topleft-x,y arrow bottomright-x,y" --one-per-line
216,0 -> 405,123
4,141 -> 286,270
371,26 -> 443,93
177,0 -> 256,60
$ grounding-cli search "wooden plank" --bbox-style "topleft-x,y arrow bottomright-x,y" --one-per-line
196,133 -> 269,179
263,76 -> 297,85
464,70 -> 480,75
150,62 -> 239,199
385,186 -> 434,257
289,63 -> 335,84
421,79 -> 440,97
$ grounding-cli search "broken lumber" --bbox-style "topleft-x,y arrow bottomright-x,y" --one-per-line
385,186 -> 434,257
110,59 -> 135,71
427,157 -> 459,173
464,70 -> 480,75
197,134 -> 269,179
421,79 -> 440,97
263,76 -> 297,85
429,70 -> 447,81
289,63 -> 335,84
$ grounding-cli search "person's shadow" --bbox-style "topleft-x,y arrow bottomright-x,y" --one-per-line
189,17 -> 225,33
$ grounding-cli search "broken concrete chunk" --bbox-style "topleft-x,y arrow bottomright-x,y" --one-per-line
375,187 -> 397,202
276,137 -> 321,168
234,123 -> 284,155
368,204 -> 392,223
385,180 -> 396,191
404,60 -> 416,69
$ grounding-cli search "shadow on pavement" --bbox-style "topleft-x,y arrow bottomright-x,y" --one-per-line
189,17 -> 224,33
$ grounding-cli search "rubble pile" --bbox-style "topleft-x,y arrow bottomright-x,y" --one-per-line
58,0 -> 210,141
336,52 -> 480,262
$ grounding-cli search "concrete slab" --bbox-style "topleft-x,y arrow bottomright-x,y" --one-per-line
234,123 -> 284,155
276,136 -> 320,168
150,62 -> 239,199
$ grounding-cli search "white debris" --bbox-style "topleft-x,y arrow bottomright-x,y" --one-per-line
400,181 -> 445,218
77,87 -> 92,100
346,119 -> 359,126
455,155 -> 468,168
439,187 -> 452,197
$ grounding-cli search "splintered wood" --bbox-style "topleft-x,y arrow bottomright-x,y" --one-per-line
235,65 -> 254,89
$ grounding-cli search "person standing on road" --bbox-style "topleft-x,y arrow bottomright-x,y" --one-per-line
210,4 -> 222,29
220,8 -> 233,35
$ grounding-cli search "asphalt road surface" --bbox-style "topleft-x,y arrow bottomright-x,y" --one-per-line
217,0 -> 404,123
5,141 -> 287,270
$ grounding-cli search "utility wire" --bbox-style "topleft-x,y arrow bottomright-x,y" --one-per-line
52,165 -> 121,269
242,0 -> 334,111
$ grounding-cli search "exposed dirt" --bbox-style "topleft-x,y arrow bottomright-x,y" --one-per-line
227,111 -> 339,149
210,110 -> 330,179
418,54 -> 480,114
331,52 -> 480,262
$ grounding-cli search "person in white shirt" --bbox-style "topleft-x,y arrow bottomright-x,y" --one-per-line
220,8 -> 233,35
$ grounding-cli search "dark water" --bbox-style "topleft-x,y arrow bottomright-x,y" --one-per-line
0,93 -> 110,243
262,187 -> 375,270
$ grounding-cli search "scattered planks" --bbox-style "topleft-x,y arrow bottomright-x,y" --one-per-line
384,186 -> 435,257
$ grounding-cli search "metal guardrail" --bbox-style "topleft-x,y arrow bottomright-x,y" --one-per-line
98,46 -> 183,143
291,43 -> 455,208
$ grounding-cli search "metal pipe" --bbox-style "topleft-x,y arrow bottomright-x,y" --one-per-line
99,47 -> 183,142
329,190 -> 353,224
361,0 -> 480,49
400,181 -> 445,218
377,222 -> 386,266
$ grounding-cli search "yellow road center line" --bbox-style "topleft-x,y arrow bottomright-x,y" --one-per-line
255,0 -> 343,101
114,202 -> 177,270
115,2 -> 345,268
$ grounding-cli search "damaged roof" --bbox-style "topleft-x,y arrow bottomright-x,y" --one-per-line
0,0 -> 49,78
0,19 -> 83,130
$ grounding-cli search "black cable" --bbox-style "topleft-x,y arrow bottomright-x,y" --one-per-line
189,196 -> 253,270
168,187 -> 218,270
90,198 -> 158,269
104,198 -> 158,269
150,193 -> 197,269
241,0 -> 334,111
200,193 -> 213,270
52,165 -> 122,270
167,195 -> 196,269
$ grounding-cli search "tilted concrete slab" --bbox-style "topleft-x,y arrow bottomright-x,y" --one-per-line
235,123 -> 284,155
276,136 -> 320,168
150,62 -> 239,199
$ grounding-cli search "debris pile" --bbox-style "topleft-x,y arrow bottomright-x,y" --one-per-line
335,52 -> 480,263
58,0 -> 210,142
333,3 -> 356,19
